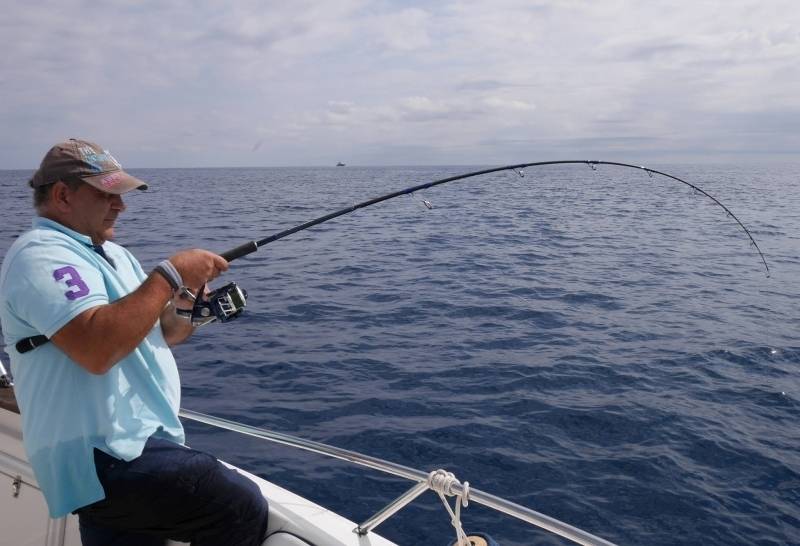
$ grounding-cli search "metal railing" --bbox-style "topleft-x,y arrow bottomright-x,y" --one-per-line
179,409 -> 617,546
0,360 -> 13,388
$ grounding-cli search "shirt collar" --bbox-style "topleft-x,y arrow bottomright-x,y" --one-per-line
33,217 -> 94,247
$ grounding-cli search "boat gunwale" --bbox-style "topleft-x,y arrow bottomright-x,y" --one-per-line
0,385 -> 616,545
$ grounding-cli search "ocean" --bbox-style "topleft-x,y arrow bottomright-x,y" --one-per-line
1,163 -> 798,545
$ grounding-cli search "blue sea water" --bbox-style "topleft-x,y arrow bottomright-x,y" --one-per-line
0,163 -> 798,545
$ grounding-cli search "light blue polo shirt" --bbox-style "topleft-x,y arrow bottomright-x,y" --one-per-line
0,217 -> 184,518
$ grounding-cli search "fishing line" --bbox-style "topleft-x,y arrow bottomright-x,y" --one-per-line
219,160 -> 770,277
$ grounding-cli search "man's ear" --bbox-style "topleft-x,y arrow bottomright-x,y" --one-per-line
49,181 -> 74,213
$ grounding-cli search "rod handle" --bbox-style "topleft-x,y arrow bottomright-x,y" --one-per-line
221,241 -> 258,262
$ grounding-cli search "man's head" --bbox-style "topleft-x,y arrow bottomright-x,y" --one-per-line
31,139 -> 148,244
30,138 -> 147,199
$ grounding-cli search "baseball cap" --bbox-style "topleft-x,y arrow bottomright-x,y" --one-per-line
30,138 -> 148,194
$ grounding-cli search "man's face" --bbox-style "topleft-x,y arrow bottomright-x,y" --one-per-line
66,183 -> 127,244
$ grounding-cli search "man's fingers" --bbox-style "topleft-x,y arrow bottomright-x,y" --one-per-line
214,255 -> 229,272
168,249 -> 229,287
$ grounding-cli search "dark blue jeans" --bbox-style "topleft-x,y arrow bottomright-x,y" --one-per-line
75,437 -> 269,546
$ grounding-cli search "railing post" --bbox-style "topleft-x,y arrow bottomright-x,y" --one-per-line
355,481 -> 429,536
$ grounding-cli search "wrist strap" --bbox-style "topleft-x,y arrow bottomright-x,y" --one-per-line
175,307 -> 194,320
153,260 -> 183,293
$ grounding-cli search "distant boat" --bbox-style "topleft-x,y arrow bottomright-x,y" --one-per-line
336,161 -> 346,167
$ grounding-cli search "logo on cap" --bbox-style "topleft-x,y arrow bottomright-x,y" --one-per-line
100,172 -> 124,188
79,146 -> 123,174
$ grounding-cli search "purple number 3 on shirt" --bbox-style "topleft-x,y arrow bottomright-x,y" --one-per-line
53,266 -> 90,300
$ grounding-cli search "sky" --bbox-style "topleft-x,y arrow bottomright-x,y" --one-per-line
2,0 -> 798,168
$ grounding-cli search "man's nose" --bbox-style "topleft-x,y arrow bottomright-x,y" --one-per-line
111,195 -> 126,211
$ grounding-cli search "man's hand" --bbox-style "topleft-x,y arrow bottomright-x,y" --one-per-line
159,251 -> 227,347
168,249 -> 228,289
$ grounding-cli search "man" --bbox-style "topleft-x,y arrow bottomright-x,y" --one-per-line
0,139 -> 269,546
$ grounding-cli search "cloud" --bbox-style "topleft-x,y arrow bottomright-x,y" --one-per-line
482,97 -> 536,113
364,8 -> 434,52
299,94 -> 535,131
396,96 -> 480,121
1,0 -> 798,167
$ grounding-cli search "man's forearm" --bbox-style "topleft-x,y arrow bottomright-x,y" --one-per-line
49,249 -> 228,374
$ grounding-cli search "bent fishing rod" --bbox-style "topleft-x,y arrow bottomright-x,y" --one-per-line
18,161 -> 767,351
219,160 -> 770,276
23,162 -> 757,350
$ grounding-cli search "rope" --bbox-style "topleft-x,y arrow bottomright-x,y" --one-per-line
428,469 -> 471,546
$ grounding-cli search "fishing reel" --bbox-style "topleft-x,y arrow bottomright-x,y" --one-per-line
176,282 -> 248,327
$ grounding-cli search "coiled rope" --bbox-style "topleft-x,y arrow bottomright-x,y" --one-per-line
429,469 -> 472,545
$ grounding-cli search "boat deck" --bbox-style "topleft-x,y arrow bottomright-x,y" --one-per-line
0,386 -> 18,413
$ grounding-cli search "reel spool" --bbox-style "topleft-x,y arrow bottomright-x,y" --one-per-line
177,282 -> 248,326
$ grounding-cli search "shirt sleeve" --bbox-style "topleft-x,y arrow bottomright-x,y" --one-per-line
6,238 -> 109,339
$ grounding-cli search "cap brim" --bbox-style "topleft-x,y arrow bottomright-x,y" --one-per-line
82,170 -> 148,195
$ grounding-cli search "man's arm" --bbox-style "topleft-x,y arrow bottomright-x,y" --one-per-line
50,249 -> 227,374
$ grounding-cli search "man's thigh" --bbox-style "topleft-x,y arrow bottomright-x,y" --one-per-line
77,437 -> 268,545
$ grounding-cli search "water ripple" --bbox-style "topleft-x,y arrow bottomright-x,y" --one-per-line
1,164 -> 799,545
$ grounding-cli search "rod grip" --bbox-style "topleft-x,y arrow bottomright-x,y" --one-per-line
221,241 -> 258,262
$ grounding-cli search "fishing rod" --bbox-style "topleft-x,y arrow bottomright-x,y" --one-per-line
219,160 -> 770,277
19,161 -> 766,351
